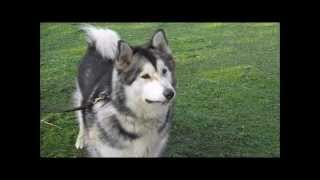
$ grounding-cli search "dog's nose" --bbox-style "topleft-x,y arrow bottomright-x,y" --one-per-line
163,89 -> 175,100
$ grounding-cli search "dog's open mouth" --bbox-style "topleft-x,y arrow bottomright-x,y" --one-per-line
145,99 -> 169,105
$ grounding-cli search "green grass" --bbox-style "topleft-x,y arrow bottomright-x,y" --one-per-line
40,23 -> 280,157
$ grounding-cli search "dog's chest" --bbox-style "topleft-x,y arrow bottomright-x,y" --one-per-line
129,130 -> 167,157
118,116 -> 168,156
87,103 -> 170,157
92,129 -> 167,157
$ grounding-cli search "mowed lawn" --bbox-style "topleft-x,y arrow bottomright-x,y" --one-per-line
40,23 -> 280,157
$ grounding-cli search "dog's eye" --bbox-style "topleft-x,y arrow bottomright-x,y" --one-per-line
162,69 -> 167,75
141,74 -> 151,79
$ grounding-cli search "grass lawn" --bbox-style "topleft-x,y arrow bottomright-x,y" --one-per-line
40,23 -> 280,157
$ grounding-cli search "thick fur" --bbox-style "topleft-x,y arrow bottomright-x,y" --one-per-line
73,25 -> 176,157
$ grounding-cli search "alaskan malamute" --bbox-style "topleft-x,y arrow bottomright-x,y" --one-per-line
73,25 -> 176,157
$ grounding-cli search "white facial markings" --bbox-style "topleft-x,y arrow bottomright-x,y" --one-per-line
141,63 -> 156,79
156,60 -> 173,87
140,59 -> 175,102
157,59 -> 176,100
139,62 -> 165,102
123,59 -> 175,119
143,80 -> 165,102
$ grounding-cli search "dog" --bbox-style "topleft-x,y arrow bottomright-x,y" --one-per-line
73,25 -> 176,157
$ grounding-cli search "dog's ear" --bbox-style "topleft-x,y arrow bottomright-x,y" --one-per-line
115,40 -> 133,72
151,29 -> 171,54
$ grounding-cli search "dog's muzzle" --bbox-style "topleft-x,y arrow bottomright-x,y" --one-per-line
145,88 -> 175,105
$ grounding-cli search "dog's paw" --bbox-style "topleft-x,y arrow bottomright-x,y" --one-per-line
75,134 -> 85,149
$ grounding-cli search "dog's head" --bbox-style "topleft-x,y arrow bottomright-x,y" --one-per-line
113,29 -> 176,118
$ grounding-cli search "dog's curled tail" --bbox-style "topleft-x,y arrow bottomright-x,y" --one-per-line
80,24 -> 120,60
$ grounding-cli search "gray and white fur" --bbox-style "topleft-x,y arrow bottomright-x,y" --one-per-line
73,25 -> 176,157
